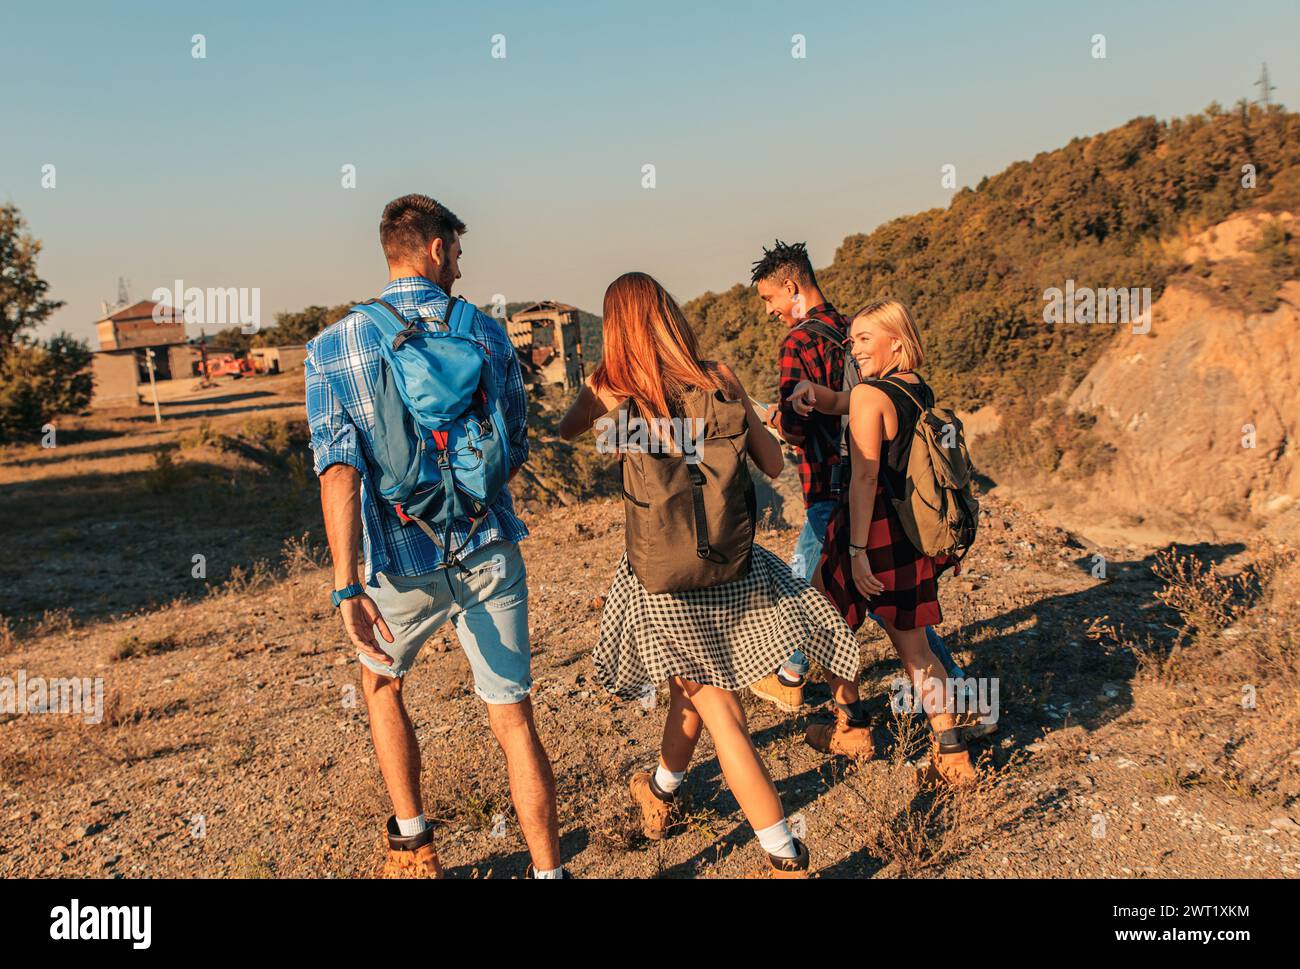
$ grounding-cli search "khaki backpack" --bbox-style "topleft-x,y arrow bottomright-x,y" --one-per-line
619,388 -> 756,594
877,377 -> 980,560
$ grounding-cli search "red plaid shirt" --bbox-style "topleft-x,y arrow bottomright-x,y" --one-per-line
777,303 -> 848,506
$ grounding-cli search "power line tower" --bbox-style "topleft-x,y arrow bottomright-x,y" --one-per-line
100,277 -> 132,317
1254,62 -> 1276,107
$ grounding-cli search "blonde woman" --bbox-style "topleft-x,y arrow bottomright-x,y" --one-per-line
790,298 -> 976,786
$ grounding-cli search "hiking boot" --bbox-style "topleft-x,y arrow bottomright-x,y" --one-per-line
749,673 -> 804,713
917,737 -> 978,788
629,771 -> 678,841
747,838 -> 811,879
382,816 -> 444,878
954,682 -> 998,741
525,866 -> 574,878
956,707 -> 999,742
805,707 -> 877,760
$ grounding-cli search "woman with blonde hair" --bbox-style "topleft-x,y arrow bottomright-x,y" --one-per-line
560,272 -> 861,877
790,298 -> 976,786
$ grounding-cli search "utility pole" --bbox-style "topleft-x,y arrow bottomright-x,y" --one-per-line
145,348 -> 162,424
198,327 -> 210,386
1254,62 -> 1276,107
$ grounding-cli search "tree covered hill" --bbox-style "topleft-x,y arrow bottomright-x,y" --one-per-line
684,104 -> 1300,409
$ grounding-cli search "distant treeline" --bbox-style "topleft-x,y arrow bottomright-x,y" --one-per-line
211,300 -> 604,365
684,103 -> 1300,410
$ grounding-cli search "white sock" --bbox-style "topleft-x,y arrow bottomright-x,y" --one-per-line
653,763 -> 685,794
532,865 -> 564,879
395,814 -> 428,837
754,818 -> 798,859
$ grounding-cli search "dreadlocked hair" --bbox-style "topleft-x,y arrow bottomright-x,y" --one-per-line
749,239 -> 816,288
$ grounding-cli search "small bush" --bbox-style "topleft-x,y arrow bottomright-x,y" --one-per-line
239,416 -> 292,455
112,633 -> 183,661
179,420 -> 221,450
0,334 -> 92,445
280,532 -> 325,575
144,449 -> 188,493
33,608 -> 75,638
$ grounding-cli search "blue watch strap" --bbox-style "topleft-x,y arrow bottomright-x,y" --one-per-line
331,582 -> 365,607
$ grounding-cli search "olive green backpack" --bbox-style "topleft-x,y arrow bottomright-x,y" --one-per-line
879,377 -> 980,560
619,388 -> 756,593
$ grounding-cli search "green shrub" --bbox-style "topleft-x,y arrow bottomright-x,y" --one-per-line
0,336 -> 92,443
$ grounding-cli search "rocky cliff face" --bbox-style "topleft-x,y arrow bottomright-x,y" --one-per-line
1067,211 -> 1300,540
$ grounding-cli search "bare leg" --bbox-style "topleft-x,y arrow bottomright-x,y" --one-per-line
361,666 -> 422,819
680,680 -> 784,831
879,616 -> 957,733
660,676 -> 703,774
486,697 -> 561,872
823,674 -> 860,708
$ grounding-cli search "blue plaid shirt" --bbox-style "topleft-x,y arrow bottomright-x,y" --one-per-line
304,276 -> 530,584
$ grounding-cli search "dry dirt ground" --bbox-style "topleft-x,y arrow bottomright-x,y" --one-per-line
1,380 -> 1297,878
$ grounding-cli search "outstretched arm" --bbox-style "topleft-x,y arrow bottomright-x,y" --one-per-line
776,337 -> 810,448
558,372 -> 622,441
716,362 -> 783,478
789,380 -> 850,417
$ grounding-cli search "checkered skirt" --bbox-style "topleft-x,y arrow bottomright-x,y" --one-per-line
816,484 -> 954,632
593,543 -> 861,698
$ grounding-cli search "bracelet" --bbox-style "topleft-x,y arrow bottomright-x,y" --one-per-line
331,582 -> 364,607
848,543 -> 867,550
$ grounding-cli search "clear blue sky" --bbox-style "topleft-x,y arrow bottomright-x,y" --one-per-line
1,0 -> 1295,343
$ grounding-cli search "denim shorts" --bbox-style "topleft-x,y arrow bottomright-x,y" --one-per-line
361,540 -> 531,704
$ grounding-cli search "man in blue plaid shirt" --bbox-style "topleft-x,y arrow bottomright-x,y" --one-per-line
305,194 -> 563,878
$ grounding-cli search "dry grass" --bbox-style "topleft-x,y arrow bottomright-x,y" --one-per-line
280,532 -> 327,576
33,608 -> 75,638
1089,545 -> 1300,805
232,848 -> 275,879
822,708 -> 1033,877
423,742 -> 514,834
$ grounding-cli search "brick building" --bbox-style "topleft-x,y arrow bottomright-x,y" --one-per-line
91,301 -> 197,405
506,301 -> 586,389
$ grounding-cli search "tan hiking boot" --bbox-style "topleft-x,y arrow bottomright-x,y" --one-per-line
917,738 -> 978,788
382,816 -> 444,878
955,707 -> 999,742
749,673 -> 804,713
746,838 -> 811,879
805,707 -> 877,760
629,771 -> 677,841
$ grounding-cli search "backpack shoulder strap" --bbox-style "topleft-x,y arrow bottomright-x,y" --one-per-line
443,297 -> 477,336
351,299 -> 408,336
352,298 -> 431,353
796,319 -> 845,346
878,375 -> 927,413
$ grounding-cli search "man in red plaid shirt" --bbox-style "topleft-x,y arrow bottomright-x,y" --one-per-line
747,241 -> 851,712
747,241 -> 968,724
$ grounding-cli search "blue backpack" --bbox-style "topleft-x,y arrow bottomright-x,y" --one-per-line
347,296 -> 511,567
